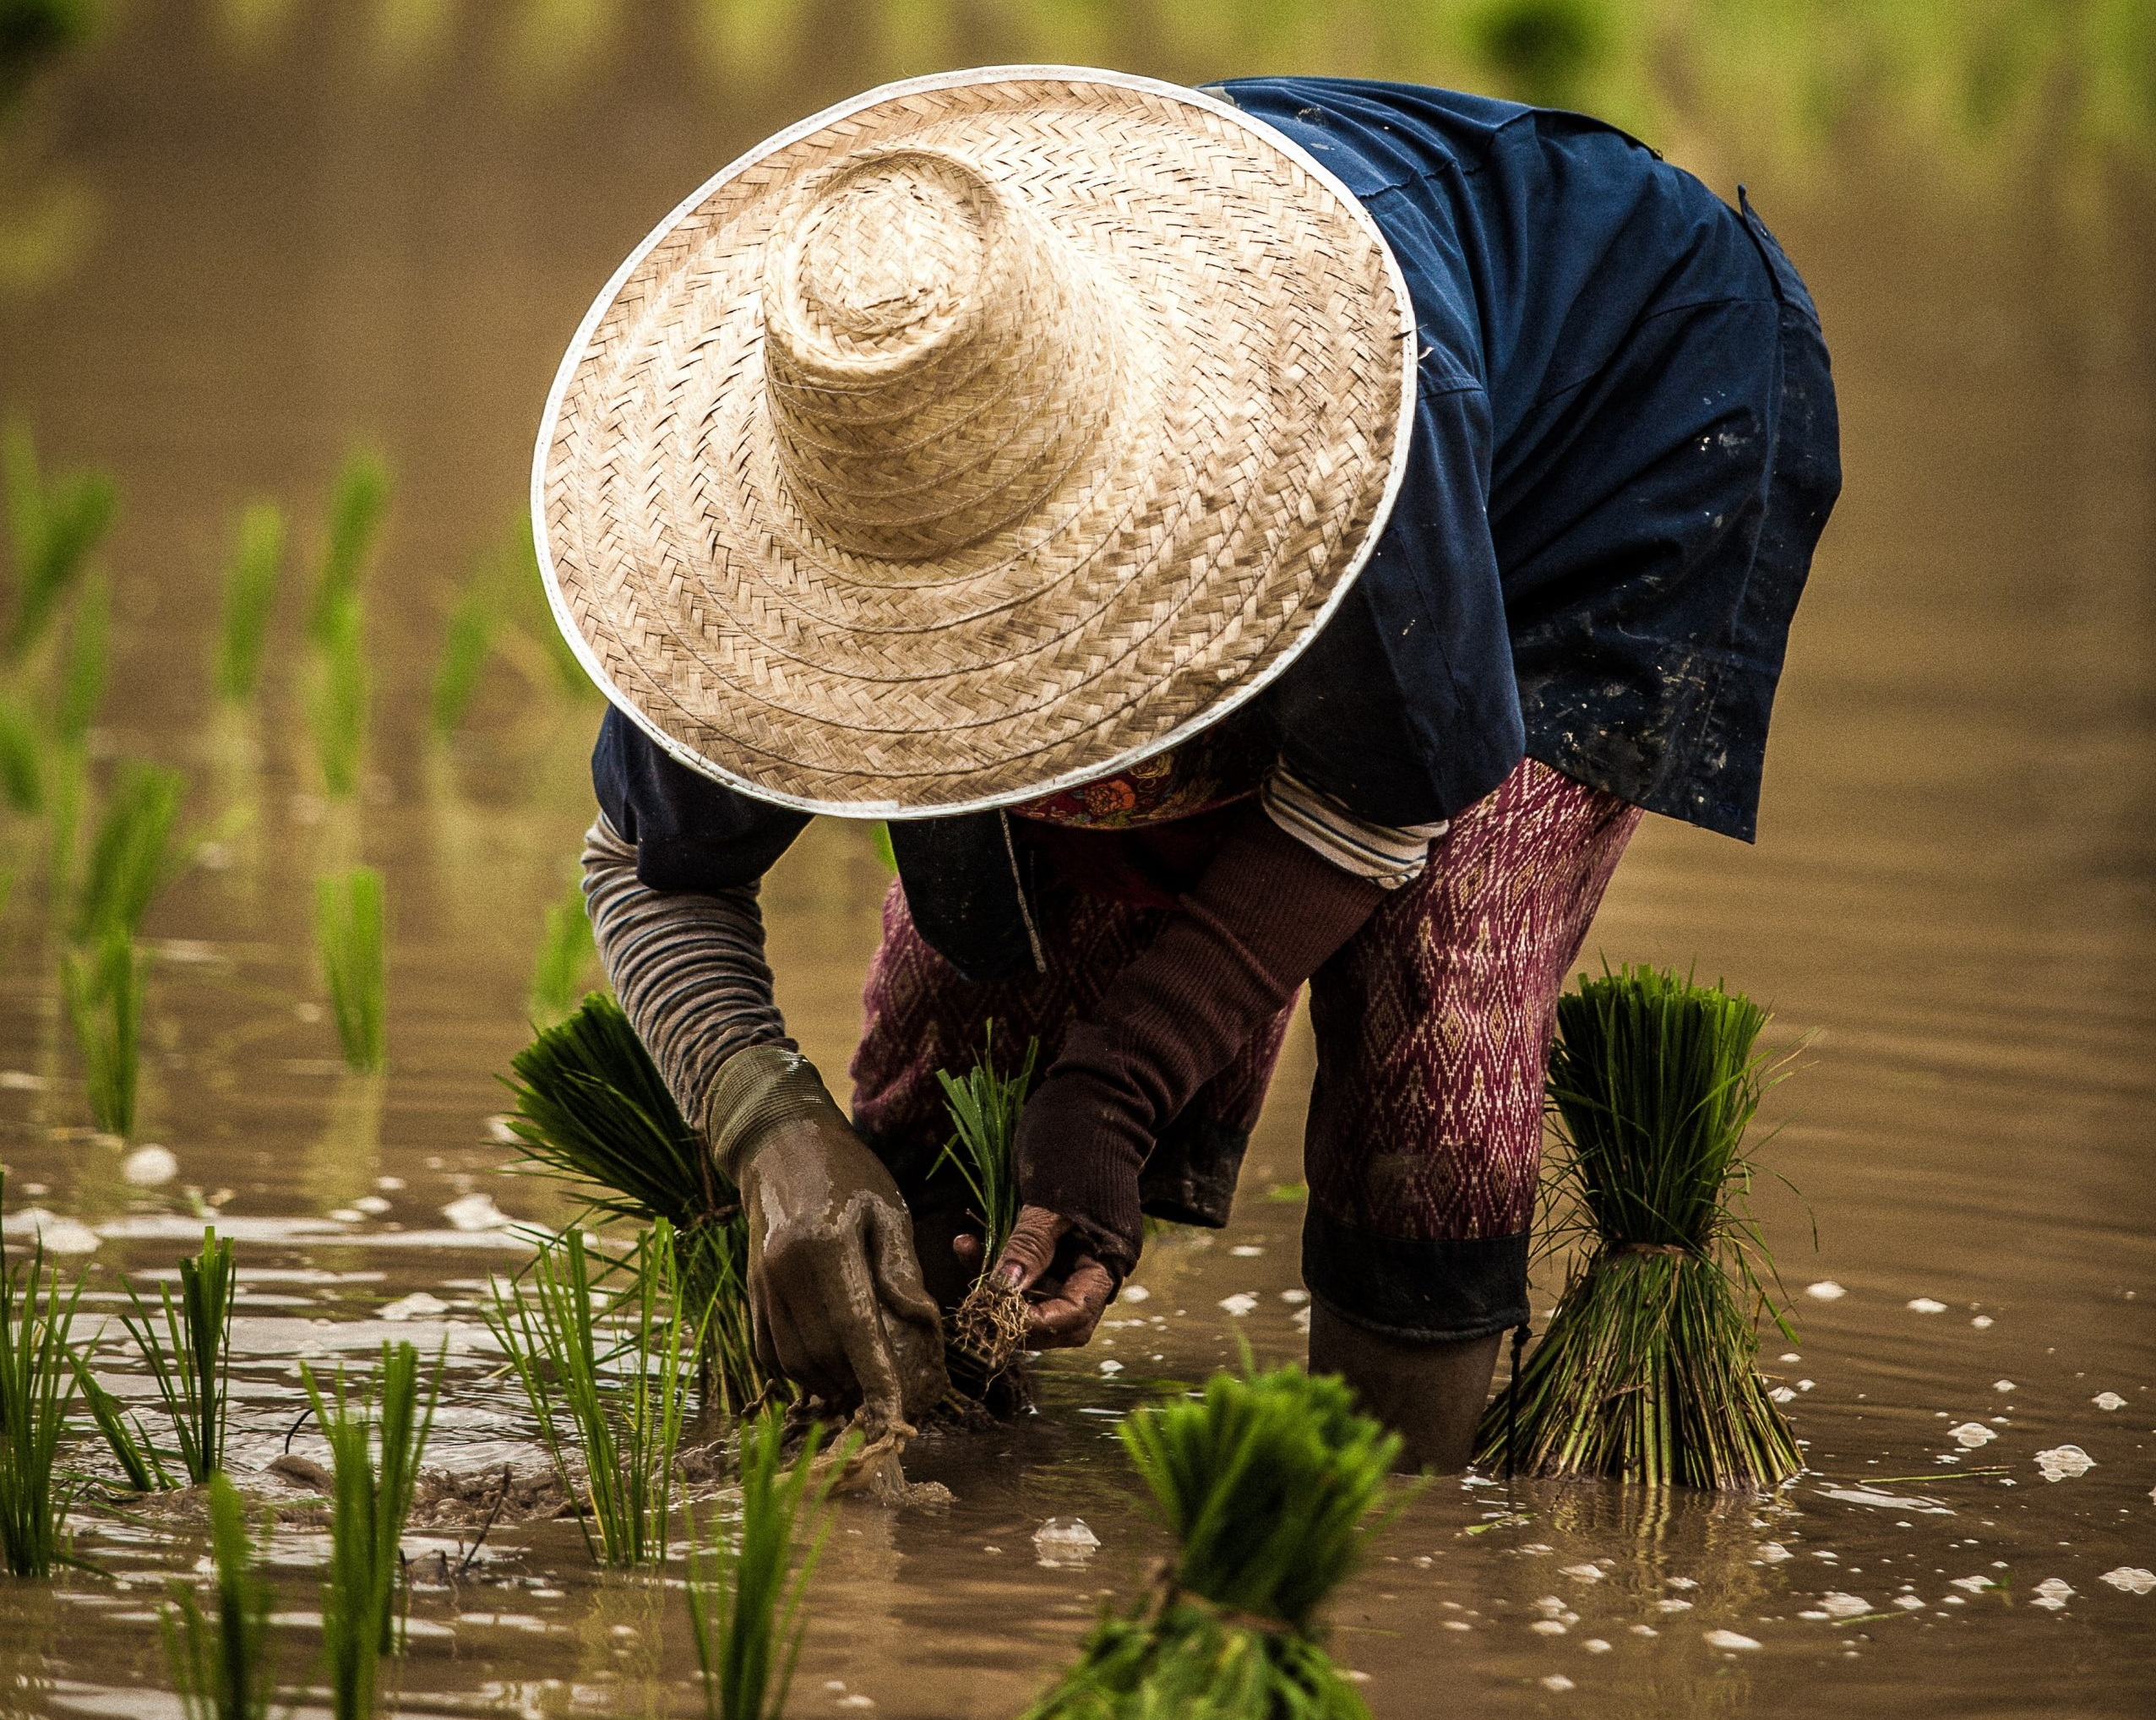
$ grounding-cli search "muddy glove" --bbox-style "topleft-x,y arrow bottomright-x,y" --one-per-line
706,1044 -> 948,1424
994,807 -> 1388,1346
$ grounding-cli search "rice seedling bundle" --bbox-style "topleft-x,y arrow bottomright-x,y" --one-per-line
308,591 -> 369,799
1473,965 -> 1802,1490
0,1195 -> 87,1577
161,1471 -> 279,1720
306,448 -> 389,645
300,1340 -> 438,1720
1023,1363 -> 1397,1720
3,420 -> 117,660
213,502 -> 286,705
934,1028 -> 1037,1387
116,1227 -> 237,1485
314,867 -> 387,1074
503,992 -> 767,1417
73,758 -> 185,944
683,1407 -> 843,1720
525,879 -> 597,1026
63,927 -> 144,1135
484,1221 -> 695,1565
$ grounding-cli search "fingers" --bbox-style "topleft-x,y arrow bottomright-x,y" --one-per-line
951,1232 -> 983,1271
865,1200 -> 944,1331
994,1205 -> 1070,1292
822,1240 -> 908,1429
1024,1255 -> 1115,1349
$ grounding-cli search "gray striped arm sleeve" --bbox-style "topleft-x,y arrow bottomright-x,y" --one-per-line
581,814 -> 794,1135
1260,767 -> 1451,889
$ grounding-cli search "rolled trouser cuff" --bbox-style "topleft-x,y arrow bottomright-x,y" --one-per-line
1301,1208 -> 1529,1342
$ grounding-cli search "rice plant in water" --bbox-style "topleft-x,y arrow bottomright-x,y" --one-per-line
213,502 -> 286,704
117,1227 -> 237,1485
485,1221 -> 695,1565
525,879 -> 596,1026
73,758 -> 186,944
301,1341 -> 438,1720
0,686 -> 41,810
54,568 -> 107,746
0,1176 -> 88,1577
503,993 -> 768,1418
934,1026 -> 1038,1383
1473,965 -> 1803,1490
314,867 -> 387,1073
3,420 -> 117,660
1023,1362 -> 1397,1720
73,1346 -> 175,1492
683,1408 -> 842,1720
161,1471 -> 278,1720
306,448 -> 389,644
308,591 -> 368,798
427,567 -> 496,738
62,928 -> 144,1135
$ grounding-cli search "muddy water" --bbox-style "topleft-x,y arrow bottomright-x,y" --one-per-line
3,7 -> 2153,1717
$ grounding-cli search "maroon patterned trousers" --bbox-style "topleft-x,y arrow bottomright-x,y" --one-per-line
850,759 -> 1641,1340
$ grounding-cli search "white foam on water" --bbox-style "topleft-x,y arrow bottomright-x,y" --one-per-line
2091,1391 -> 2125,1411
1805,1281 -> 1846,1301
2034,1445 -> 2094,1481
2098,1566 -> 2154,1594
1703,1630 -> 1761,1650
1906,1298 -> 1948,1313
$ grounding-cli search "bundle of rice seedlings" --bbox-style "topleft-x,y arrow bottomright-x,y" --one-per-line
502,993 -> 768,1418
0,1175 -> 88,1577
73,759 -> 186,944
116,1227 -> 237,1485
161,1471 -> 279,1720
934,1027 -> 1037,1385
314,867 -> 387,1074
683,1407 -> 843,1720
63,928 -> 144,1135
1473,965 -> 1803,1490
2,420 -> 117,661
308,590 -> 369,799
212,502 -> 286,705
525,879 -> 597,1026
1023,1362 -> 1397,1720
484,1222 -> 695,1566
306,448 -> 389,645
301,1340 -> 438,1720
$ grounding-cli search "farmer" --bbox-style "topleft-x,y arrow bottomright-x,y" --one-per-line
536,70 -> 1838,1471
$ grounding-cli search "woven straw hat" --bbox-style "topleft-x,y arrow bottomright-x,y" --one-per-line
534,66 -> 1416,817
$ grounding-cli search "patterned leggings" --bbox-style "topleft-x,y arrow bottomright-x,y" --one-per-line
849,759 -> 1641,1341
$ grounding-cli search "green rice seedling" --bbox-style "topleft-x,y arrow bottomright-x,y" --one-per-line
1473,965 -> 1803,1490
0,1175 -> 88,1577
213,502 -> 286,705
502,993 -> 770,1418
62,928 -> 145,1135
54,568 -> 107,746
314,867 -> 387,1074
484,1221 -> 695,1566
525,879 -> 596,1026
3,420 -> 117,660
302,1342 -> 438,1720
73,758 -> 186,944
934,1026 -> 1038,1383
117,1227 -> 236,1484
308,590 -> 368,798
306,448 -> 389,644
161,1470 -> 278,1720
72,1350 -> 176,1492
683,1407 -> 842,1720
0,687 -> 42,812
427,568 -> 496,738
1023,1362 -> 1398,1720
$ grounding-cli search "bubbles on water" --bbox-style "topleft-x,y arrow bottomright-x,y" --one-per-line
2096,1567 -> 2153,1593
1817,1592 -> 1870,1618
1217,1292 -> 1257,1317
1757,1542 -> 1793,1563
1948,1575 -> 1995,1594
2030,1578 -> 2074,1609
2034,1445 -> 2095,1481
1097,1358 -> 1122,1375
1703,1629 -> 1761,1650
1032,1517 -> 1099,1567
1228,1244 -> 1264,1257
2090,1391 -> 2125,1411
442,1191 -> 509,1232
1529,1619 -> 1568,1636
1805,1282 -> 1846,1301
1558,1564 -> 1603,1581
1993,1380 -> 2017,1392
0,1207 -> 101,1254
1280,1288 -> 1309,1304
1970,1315 -> 1994,1328
1906,1298 -> 1948,1314
1947,1423 -> 1997,1448
1540,1674 -> 1576,1691
1119,1284 -> 1150,1304
378,1291 -> 451,1321
1892,1594 -> 1926,1610
120,1144 -> 178,1185
1769,1385 -> 1797,1403
1581,1638 -> 1612,1653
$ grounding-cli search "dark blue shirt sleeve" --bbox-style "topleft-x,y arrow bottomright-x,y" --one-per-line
591,705 -> 810,891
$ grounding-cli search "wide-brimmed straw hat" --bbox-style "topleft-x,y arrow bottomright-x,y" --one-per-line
534,66 -> 1415,817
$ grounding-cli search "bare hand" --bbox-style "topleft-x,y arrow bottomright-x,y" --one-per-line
965,1204 -> 1116,1349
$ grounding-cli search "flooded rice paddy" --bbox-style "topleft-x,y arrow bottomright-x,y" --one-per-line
2,7 -> 2153,1717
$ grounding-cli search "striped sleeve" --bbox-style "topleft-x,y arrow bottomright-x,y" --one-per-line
581,814 -> 792,1135
1259,767 -> 1450,890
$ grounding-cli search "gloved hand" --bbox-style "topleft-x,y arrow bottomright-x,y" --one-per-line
991,806 -> 1388,1347
706,1044 -> 948,1425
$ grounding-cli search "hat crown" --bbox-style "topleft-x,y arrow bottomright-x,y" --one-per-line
760,148 -> 1118,562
